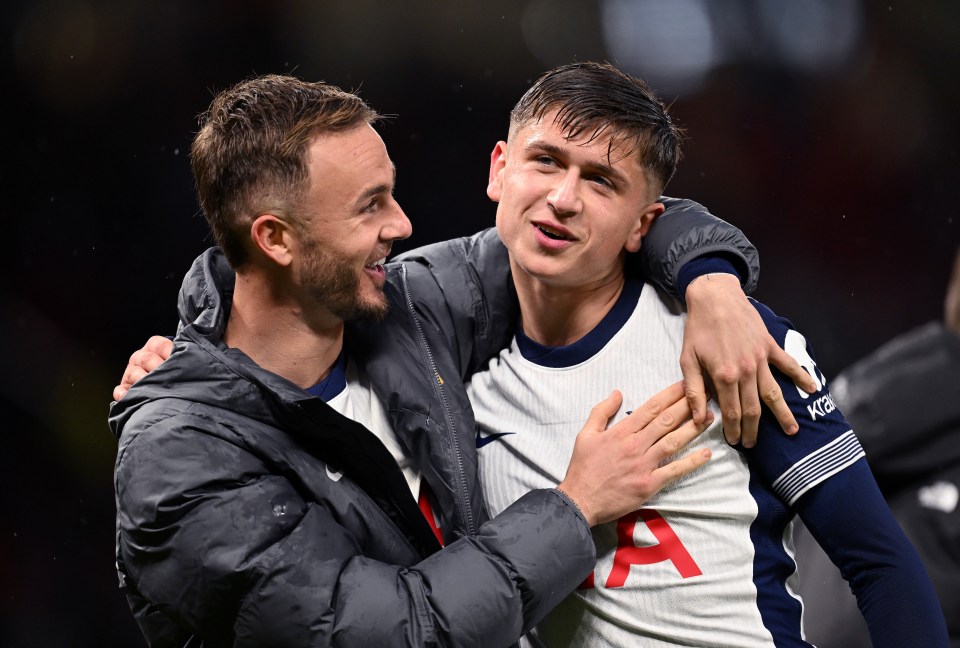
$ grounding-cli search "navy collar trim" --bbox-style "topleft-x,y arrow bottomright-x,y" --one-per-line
305,349 -> 349,401
516,280 -> 643,368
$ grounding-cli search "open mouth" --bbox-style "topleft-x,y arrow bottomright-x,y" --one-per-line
364,256 -> 387,272
536,224 -> 572,241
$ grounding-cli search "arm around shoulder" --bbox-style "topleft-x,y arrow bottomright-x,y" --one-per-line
638,197 -> 759,298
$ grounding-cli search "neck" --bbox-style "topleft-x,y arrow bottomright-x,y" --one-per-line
511,262 -> 626,347
224,271 -> 344,389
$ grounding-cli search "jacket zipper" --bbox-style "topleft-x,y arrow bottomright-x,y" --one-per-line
399,264 -> 476,536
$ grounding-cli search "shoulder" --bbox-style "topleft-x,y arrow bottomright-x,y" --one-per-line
115,400 -> 261,487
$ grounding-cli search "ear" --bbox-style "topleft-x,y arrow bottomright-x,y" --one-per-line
486,141 -> 508,202
250,214 -> 296,267
624,201 -> 665,253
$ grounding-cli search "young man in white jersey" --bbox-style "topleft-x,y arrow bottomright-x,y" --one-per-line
438,62 -> 948,646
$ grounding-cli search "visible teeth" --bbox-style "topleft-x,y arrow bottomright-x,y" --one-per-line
537,225 -> 567,240
365,257 -> 387,268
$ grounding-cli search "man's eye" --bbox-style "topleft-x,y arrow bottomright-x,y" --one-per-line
588,175 -> 612,188
536,156 -> 557,166
361,198 -> 379,213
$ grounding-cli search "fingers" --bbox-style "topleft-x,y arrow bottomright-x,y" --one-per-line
757,365 -> 798,435
130,348 -> 168,374
651,446 -> 713,490
114,365 -> 147,402
738,376 -> 762,448
620,381 -> 686,432
649,409 -> 714,459
679,352 -> 708,425
582,390 -> 623,435
113,337 -> 173,402
768,345 -> 818,394
145,335 -> 175,360
712,371 -> 741,446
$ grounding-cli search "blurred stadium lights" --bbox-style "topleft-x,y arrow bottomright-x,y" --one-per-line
595,0 -> 864,97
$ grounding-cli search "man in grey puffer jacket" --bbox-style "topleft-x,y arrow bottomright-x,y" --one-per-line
111,73 -> 801,647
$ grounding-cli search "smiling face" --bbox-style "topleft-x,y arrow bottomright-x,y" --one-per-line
488,110 -> 664,294
293,123 -> 411,321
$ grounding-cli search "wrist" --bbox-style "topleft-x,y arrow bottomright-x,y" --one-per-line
555,485 -> 594,526
678,255 -> 742,301
685,271 -> 744,304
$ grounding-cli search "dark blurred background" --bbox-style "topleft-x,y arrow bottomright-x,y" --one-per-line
2,0 -> 957,644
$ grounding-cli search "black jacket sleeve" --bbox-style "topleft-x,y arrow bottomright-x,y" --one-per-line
638,196 -> 759,296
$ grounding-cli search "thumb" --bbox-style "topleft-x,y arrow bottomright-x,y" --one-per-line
583,390 -> 623,435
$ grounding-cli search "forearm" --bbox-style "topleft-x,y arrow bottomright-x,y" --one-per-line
797,463 -> 949,647
118,428 -> 594,646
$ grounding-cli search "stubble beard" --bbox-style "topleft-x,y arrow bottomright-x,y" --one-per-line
300,235 -> 389,322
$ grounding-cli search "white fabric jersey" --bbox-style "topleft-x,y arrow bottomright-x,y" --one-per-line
468,280 -> 863,647
323,356 -> 421,499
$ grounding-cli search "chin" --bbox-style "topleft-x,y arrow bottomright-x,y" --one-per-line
346,291 -> 390,321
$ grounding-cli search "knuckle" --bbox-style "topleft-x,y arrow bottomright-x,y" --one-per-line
725,407 -> 741,421
657,411 -> 677,428
715,366 -> 739,385
738,357 -> 757,374
661,433 -> 684,455
643,398 -> 663,417
762,387 -> 782,403
743,405 -> 763,419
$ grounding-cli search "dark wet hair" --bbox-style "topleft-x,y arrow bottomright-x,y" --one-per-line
510,61 -> 683,195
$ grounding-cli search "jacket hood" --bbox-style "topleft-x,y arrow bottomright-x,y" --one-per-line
109,248 -> 311,440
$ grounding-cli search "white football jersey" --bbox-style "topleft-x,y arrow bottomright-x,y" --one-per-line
468,280 -> 863,647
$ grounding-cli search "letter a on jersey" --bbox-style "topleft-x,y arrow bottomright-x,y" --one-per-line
606,510 -> 702,586
580,509 -> 702,589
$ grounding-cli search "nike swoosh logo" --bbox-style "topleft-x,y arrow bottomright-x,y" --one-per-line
476,431 -> 516,449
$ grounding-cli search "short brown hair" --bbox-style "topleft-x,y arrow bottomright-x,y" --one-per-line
191,74 -> 379,267
510,62 -> 683,196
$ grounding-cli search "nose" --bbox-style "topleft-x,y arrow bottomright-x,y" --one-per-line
547,169 -> 582,217
386,199 -> 413,241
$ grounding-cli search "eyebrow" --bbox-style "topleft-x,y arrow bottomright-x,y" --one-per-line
526,141 -> 631,189
355,164 -> 397,206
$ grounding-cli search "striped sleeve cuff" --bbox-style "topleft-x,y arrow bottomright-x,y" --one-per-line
772,431 -> 865,505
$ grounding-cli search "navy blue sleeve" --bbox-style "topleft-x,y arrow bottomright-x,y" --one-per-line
742,299 -> 949,646
795,464 -> 949,647
676,254 -> 742,299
